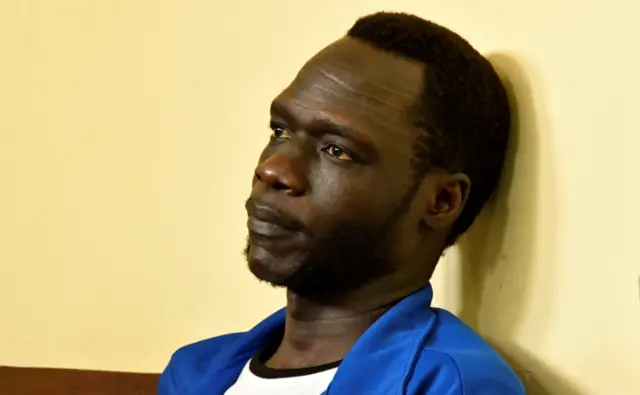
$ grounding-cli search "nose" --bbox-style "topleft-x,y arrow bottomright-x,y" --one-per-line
254,152 -> 306,196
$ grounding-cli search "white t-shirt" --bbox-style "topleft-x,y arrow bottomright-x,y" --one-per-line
224,358 -> 339,395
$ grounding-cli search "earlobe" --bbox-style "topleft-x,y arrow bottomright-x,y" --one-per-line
455,173 -> 471,212
422,173 -> 470,230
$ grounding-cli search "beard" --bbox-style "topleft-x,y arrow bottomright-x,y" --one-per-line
243,183 -> 419,301
244,220 -> 397,300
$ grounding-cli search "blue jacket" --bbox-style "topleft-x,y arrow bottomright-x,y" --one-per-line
158,285 -> 525,394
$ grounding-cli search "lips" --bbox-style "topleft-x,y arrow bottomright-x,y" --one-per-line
245,199 -> 304,238
247,216 -> 296,238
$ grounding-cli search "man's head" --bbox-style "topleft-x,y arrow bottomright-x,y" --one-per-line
244,12 -> 510,299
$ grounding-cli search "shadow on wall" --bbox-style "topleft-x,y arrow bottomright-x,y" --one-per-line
456,53 -> 580,395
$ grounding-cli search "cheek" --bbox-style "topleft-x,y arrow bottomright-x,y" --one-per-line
308,171 -> 387,227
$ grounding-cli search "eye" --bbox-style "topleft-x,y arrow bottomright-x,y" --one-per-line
322,144 -> 353,161
269,123 -> 291,141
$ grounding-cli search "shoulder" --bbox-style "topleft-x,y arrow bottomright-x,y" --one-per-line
407,309 -> 525,395
169,332 -> 242,370
158,333 -> 243,393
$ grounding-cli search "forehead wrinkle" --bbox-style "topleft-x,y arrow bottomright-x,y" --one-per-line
288,79 -> 412,141
301,83 -> 399,120
314,77 -> 406,114
316,66 -> 417,101
314,67 -> 417,107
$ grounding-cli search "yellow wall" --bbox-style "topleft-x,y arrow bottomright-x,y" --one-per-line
1,1 -> 638,394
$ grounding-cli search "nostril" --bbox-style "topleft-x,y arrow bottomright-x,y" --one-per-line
271,180 -> 289,191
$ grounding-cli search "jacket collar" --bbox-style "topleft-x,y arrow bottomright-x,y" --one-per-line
324,285 -> 436,394
192,284 -> 435,395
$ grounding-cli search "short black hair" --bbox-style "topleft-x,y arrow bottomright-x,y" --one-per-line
348,12 -> 511,247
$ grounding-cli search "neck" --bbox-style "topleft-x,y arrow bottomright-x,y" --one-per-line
265,271 -> 429,369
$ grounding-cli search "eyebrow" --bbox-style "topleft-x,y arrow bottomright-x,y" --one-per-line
270,99 -> 376,150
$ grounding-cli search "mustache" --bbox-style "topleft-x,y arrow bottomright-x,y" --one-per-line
245,198 -> 308,233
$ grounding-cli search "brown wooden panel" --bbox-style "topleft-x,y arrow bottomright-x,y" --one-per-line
0,366 -> 159,395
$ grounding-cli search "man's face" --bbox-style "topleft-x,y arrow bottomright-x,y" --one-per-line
245,37 -> 426,298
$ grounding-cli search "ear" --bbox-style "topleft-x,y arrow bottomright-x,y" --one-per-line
421,172 -> 471,230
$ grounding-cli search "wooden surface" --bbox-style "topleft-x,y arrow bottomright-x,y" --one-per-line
0,366 -> 159,395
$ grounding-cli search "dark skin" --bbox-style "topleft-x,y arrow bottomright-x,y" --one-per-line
245,37 -> 470,369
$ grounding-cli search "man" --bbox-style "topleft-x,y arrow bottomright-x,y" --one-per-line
159,11 -> 525,395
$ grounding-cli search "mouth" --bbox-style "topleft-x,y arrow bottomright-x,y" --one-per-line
247,216 -> 298,238
245,199 -> 305,239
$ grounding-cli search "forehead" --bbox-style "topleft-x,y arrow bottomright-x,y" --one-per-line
273,37 -> 424,145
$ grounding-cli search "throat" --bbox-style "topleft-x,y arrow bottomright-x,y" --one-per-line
265,304 -> 389,369
264,280 -> 428,370
251,331 -> 341,378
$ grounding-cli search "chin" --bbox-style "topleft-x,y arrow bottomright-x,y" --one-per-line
245,243 -> 303,287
